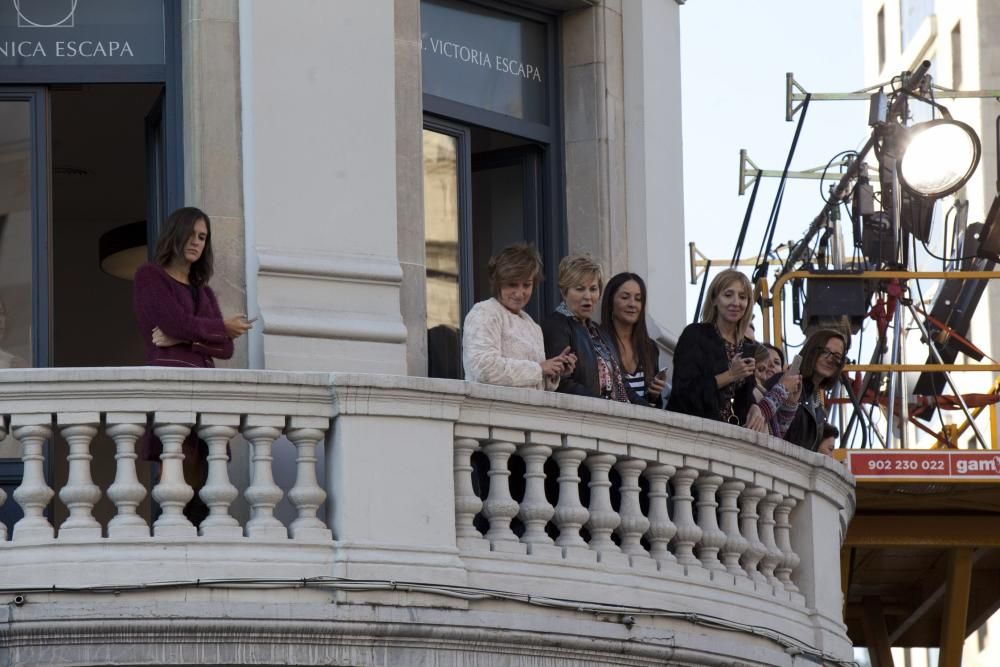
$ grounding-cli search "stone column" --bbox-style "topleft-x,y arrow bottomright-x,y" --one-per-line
56,416 -> 101,539
11,418 -> 55,541
182,0 -> 247,368
105,415 -> 149,538
241,1 -> 408,373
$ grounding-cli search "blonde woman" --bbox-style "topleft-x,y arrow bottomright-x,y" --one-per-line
462,244 -> 575,389
666,269 -> 766,428
542,255 -> 642,403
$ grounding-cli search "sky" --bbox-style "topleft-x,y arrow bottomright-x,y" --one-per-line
680,0 -> 867,330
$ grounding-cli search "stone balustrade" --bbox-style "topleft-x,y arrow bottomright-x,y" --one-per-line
0,369 -> 855,667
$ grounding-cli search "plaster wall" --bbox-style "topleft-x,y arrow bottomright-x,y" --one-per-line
239,0 -> 407,374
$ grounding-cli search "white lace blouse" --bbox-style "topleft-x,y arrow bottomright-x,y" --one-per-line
462,298 -> 558,391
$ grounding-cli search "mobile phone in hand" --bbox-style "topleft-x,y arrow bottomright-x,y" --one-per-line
788,354 -> 802,374
246,316 -> 259,324
654,368 -> 668,382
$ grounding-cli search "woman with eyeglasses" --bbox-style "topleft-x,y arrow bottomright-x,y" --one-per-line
775,329 -> 849,455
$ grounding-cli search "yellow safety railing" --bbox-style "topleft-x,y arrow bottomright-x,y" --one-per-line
766,269 -> 1000,449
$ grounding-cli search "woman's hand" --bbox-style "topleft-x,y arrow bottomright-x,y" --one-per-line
540,357 -> 564,378
152,327 -> 184,348
560,348 -> 577,376
224,314 -> 253,339
648,370 -> 667,399
780,373 -> 802,405
744,404 -> 768,433
542,346 -> 576,378
719,356 -> 755,387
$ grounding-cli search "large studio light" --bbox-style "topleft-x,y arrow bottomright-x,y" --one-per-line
898,119 -> 981,198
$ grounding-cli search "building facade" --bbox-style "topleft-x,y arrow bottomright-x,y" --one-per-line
0,1 -> 856,665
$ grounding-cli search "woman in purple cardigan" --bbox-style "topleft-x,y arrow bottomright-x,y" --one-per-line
133,207 -> 251,367
133,206 -> 252,523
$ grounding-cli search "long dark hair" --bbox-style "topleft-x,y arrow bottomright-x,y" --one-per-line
600,272 -> 655,383
800,329 -> 850,390
153,206 -> 214,288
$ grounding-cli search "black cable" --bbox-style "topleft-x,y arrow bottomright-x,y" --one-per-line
732,170 -> 763,267
921,238 -> 976,263
941,203 -> 955,271
754,93 -> 812,282
819,150 -> 859,205
912,237 -> 954,447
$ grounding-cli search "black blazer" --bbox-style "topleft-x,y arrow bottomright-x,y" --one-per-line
666,322 -> 755,422
542,312 -> 643,404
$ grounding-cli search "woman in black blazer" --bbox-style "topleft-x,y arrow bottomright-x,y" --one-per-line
666,269 -> 764,428
542,255 -> 642,404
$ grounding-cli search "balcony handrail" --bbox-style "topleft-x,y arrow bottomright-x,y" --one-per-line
0,368 -> 856,664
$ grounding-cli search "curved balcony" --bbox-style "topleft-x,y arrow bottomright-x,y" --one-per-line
0,368 -> 855,667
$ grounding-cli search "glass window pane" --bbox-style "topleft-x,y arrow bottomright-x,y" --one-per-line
0,101 -> 32,368
472,163 -> 524,304
423,129 -> 462,378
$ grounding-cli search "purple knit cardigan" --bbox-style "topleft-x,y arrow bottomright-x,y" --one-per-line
132,262 -> 233,368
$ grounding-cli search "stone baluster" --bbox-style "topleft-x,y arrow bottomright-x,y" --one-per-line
615,458 -> 649,559
481,440 -> 519,545
0,420 -> 7,541
670,467 -> 702,567
718,480 -> 748,578
644,464 -> 677,565
105,415 -> 149,538
286,418 -> 333,541
552,448 -> 589,551
453,432 -> 484,548
242,417 -> 287,539
694,473 -> 726,572
517,443 -> 554,547
151,416 -> 196,537
774,496 -> 801,592
57,416 -> 101,539
738,486 -> 768,584
585,453 -> 621,559
11,419 -> 55,541
758,491 -> 785,588
196,415 -> 241,538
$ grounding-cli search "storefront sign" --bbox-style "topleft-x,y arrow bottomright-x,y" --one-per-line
421,0 -> 547,124
846,450 -> 1000,480
0,0 -> 165,66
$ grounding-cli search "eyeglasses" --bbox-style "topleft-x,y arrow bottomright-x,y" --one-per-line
819,348 -> 845,365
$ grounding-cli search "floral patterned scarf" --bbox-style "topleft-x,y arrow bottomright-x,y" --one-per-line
557,302 -> 631,402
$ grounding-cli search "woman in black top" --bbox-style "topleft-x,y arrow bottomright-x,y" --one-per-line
542,255 -> 642,404
666,269 -> 764,429
600,272 -> 665,406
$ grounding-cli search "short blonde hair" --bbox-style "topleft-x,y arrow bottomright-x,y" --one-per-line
700,269 -> 754,338
488,244 -> 543,298
557,254 -> 603,297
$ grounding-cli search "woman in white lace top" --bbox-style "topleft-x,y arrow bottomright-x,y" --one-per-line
463,244 -> 576,390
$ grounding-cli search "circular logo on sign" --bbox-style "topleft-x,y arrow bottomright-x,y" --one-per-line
13,0 -> 79,28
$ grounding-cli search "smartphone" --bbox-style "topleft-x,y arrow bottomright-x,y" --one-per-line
741,341 -> 759,360
788,354 -> 802,374
246,316 -> 259,324
654,368 -> 668,382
